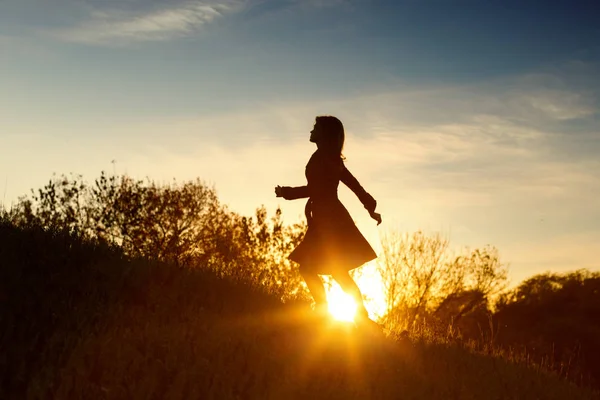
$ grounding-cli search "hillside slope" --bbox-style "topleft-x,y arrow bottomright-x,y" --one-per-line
1,223 -> 598,400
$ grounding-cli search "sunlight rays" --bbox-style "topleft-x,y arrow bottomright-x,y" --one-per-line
324,266 -> 388,322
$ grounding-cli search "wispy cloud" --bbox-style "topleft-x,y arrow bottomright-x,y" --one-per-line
296,0 -> 354,8
50,1 -> 244,45
2,60 -> 598,280
0,34 -> 48,56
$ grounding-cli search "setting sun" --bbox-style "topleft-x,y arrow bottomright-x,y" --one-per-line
323,265 -> 388,323
326,284 -> 357,322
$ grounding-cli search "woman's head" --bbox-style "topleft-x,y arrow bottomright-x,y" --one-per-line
310,115 -> 345,157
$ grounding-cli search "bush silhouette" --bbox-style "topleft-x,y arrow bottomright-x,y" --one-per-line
2,218 -> 598,399
2,172 -> 600,394
495,270 -> 600,387
4,172 -> 308,300
376,230 -> 508,333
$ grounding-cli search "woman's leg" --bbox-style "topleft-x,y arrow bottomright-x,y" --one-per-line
299,264 -> 327,307
332,271 -> 369,318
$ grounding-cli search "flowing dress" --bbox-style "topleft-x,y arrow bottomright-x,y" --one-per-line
281,149 -> 377,274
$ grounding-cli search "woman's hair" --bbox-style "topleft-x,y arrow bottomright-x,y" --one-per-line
315,115 -> 345,159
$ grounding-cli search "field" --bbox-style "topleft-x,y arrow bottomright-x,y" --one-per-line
1,223 -> 598,400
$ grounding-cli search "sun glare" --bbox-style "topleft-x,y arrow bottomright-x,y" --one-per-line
355,269 -> 387,320
324,264 -> 388,323
326,284 -> 357,322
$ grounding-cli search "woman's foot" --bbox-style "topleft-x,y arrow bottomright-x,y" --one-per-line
355,308 -> 384,330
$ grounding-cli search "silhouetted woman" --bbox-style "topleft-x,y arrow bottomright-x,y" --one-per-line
275,116 -> 382,321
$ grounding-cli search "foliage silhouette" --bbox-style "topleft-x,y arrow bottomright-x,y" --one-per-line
4,172 -> 307,300
1,219 -> 597,399
2,172 -> 600,393
0,219 -> 125,396
495,270 -> 600,387
376,230 -> 508,332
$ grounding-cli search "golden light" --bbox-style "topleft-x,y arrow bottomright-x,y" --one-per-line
321,262 -> 388,323
323,263 -> 388,323
326,284 -> 357,322
355,267 -> 388,320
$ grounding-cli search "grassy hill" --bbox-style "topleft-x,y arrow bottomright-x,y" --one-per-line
1,222 -> 598,400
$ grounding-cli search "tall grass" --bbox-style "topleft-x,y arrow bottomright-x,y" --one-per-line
1,221 -> 598,399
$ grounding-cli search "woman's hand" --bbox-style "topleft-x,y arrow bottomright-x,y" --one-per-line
275,185 -> 284,198
369,211 -> 382,225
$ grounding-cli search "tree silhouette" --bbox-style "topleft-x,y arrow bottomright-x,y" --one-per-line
377,230 -> 508,333
495,270 -> 600,386
4,172 -> 307,300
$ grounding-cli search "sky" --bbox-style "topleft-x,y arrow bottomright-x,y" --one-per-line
1,0 -> 599,286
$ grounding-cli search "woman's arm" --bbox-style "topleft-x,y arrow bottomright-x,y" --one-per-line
341,166 -> 382,224
340,166 -> 376,212
275,185 -> 310,200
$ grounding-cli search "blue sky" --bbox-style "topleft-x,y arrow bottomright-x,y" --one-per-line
1,0 -> 599,285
